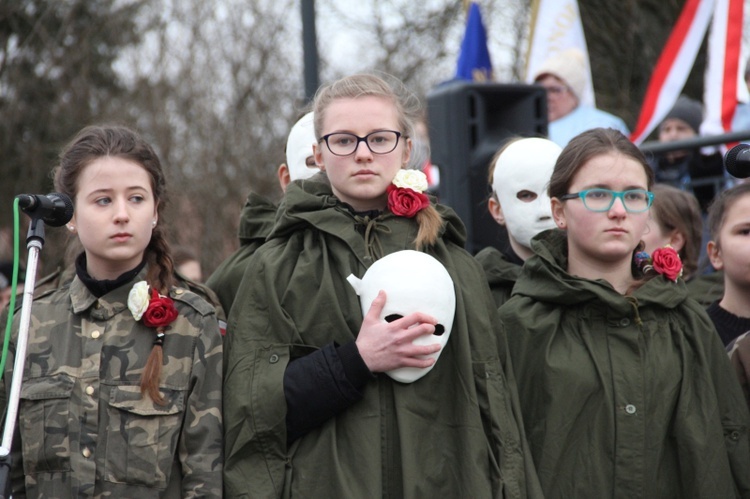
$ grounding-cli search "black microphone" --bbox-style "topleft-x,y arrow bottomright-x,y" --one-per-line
15,193 -> 74,227
724,144 -> 750,178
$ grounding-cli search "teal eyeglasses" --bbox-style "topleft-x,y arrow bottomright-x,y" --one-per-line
559,188 -> 654,213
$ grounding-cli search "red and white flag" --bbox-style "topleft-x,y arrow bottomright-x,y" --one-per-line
701,0 -> 746,138
630,0 -> 715,145
631,0 -> 746,145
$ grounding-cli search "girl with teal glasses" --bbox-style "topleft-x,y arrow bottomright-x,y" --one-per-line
499,127 -> 750,498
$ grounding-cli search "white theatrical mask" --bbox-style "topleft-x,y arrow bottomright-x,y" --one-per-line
492,137 -> 562,247
286,112 -> 319,181
347,250 -> 456,383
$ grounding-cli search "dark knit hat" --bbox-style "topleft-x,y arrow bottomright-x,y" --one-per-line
663,95 -> 703,133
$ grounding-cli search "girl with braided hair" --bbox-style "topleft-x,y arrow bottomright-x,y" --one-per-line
2,124 -> 223,497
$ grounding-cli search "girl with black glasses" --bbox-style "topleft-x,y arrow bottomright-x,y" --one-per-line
223,73 -> 541,498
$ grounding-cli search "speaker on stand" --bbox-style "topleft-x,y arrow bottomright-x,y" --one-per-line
426,82 -> 548,254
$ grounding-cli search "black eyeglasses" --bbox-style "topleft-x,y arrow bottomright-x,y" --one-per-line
559,188 -> 654,213
319,130 -> 403,156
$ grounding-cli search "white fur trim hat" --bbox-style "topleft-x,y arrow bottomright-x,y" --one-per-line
533,48 -> 587,102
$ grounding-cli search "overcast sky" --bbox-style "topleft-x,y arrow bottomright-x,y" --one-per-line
313,0 -> 520,82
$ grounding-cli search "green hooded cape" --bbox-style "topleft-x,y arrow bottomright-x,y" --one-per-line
500,229 -> 750,498
475,246 -> 522,308
223,178 -> 541,498
206,192 -> 277,314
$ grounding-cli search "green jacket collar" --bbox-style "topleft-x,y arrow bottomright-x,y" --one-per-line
516,229 -> 688,311
270,175 -> 468,257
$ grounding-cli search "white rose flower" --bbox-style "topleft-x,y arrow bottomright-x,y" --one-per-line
392,169 -> 428,193
128,281 -> 150,321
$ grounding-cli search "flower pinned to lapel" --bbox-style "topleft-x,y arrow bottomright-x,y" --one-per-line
128,281 -> 150,321
128,281 -> 178,345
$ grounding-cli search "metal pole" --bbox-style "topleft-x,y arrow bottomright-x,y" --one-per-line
301,0 -> 319,104
0,221 -> 46,498
639,130 -> 750,154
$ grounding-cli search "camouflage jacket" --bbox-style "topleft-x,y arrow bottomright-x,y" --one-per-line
2,269 -> 223,498
35,263 -> 227,324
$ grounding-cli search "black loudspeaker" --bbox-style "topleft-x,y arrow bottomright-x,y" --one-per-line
427,82 -> 548,254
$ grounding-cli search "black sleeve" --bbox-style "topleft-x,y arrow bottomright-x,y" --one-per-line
284,341 -> 375,444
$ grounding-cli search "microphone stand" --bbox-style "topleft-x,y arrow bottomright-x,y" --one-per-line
0,218 -> 49,498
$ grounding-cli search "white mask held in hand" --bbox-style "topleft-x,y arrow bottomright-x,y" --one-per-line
347,250 -> 456,383
286,112 -> 318,181
492,137 -> 562,247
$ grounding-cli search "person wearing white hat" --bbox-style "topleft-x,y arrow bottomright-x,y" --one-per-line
206,112 -> 319,314
534,49 -> 629,147
475,137 -> 562,306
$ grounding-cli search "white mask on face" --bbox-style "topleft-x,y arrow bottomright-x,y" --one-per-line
286,112 -> 318,181
492,138 -> 562,248
347,250 -> 456,383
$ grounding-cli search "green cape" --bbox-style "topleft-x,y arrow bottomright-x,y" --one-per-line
500,229 -> 750,498
206,192 -> 277,314
223,178 -> 541,498
475,246 -> 522,308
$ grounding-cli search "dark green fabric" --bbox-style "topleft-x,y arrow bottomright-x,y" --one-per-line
223,179 -> 541,499
206,193 -> 277,314
475,246 -> 522,308
686,269 -> 725,307
500,229 -> 750,499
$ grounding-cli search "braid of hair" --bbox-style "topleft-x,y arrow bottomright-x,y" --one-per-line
141,340 -> 165,405
145,226 -> 175,294
139,226 -> 175,405
414,204 -> 444,250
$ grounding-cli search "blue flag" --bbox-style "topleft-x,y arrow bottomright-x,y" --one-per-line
455,2 -> 492,81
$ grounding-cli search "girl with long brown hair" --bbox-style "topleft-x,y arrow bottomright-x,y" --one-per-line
3,125 -> 223,497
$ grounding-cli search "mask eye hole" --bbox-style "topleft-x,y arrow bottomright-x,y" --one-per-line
384,315 -> 445,335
